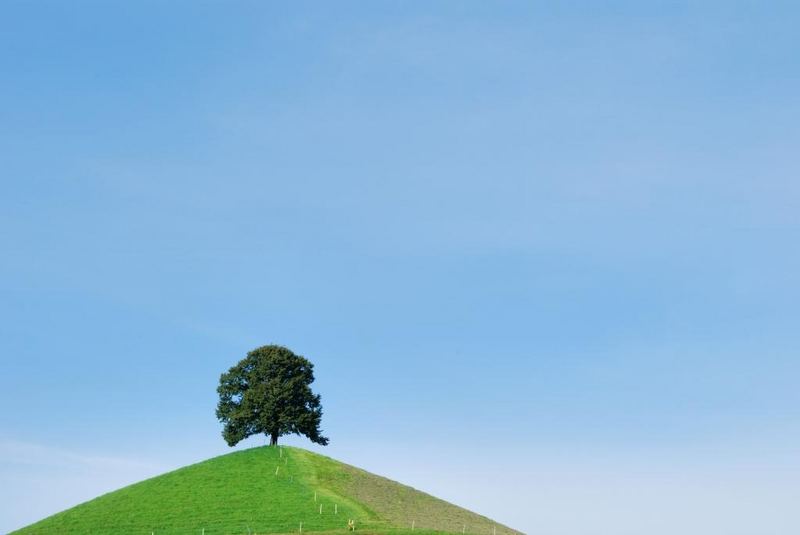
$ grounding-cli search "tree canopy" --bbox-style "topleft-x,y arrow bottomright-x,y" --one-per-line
216,345 -> 329,447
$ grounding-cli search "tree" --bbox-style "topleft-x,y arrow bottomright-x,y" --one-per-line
216,345 -> 329,447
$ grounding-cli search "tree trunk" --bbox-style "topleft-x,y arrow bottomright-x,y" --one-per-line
270,431 -> 279,446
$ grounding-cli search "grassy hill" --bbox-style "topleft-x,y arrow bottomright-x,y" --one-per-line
12,446 -> 522,535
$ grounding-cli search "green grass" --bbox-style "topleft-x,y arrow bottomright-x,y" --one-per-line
12,446 -> 523,535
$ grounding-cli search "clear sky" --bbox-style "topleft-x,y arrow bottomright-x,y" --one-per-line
1,2 -> 799,533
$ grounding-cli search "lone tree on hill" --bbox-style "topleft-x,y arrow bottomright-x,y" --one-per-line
216,345 -> 329,447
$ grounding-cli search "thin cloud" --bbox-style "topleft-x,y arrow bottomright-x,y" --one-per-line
0,438 -> 165,472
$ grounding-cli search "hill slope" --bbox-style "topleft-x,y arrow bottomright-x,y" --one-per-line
13,446 -> 522,535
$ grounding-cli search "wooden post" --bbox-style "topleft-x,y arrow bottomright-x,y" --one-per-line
275,466 -> 279,476
299,522 -> 302,533
412,520 -> 415,530
335,503 -> 338,514
314,491 -> 317,502
319,504 -> 323,514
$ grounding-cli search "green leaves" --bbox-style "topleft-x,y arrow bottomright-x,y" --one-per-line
216,345 -> 329,447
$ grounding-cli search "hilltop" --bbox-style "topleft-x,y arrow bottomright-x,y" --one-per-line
13,446 -> 522,535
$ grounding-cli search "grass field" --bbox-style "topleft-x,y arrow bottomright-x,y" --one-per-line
12,446 -> 522,535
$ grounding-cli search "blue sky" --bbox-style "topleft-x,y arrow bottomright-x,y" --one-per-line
1,1 -> 799,533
